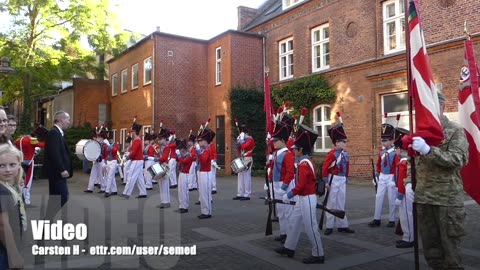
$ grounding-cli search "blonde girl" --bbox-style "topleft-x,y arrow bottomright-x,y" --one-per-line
0,144 -> 26,269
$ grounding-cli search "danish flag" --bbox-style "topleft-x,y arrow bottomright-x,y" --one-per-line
458,39 -> 480,205
408,0 -> 443,146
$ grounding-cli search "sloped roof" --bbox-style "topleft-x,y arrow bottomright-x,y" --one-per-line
242,0 -> 310,31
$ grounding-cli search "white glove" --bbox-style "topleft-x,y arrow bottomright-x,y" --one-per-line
268,154 -> 273,161
263,183 -> 269,191
175,149 -> 181,157
372,179 -> 377,186
282,194 -> 290,204
195,143 -> 201,151
103,139 -> 110,146
266,132 -> 271,140
168,134 -> 174,142
211,160 -> 220,169
239,132 -> 245,141
412,136 -> 431,155
395,198 -> 402,206
406,183 -> 415,202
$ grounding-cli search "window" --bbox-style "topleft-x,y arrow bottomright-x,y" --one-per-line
313,105 -> 333,152
142,125 -> 151,141
132,63 -> 138,89
215,47 -> 222,85
120,128 -> 127,151
279,37 -> 294,80
282,0 -> 304,10
144,57 -> 152,85
381,92 -> 410,129
311,24 -> 330,72
111,73 -> 119,96
121,69 -> 128,93
111,129 -> 117,143
383,0 -> 405,54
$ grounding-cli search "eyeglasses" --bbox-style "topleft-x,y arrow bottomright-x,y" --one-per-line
0,119 -> 8,123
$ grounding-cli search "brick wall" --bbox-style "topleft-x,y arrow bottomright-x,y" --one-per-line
72,78 -> 109,127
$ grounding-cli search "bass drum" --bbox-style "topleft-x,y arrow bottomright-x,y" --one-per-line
75,139 -> 101,161
231,158 -> 247,174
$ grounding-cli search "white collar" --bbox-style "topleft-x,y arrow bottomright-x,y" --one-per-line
54,124 -> 64,136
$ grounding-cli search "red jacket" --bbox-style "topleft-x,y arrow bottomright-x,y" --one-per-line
396,159 -> 408,195
177,154 -> 194,173
145,144 -> 156,157
196,146 -> 212,172
291,158 -> 316,196
271,148 -> 295,188
321,149 -> 349,178
103,143 -> 119,161
158,144 -> 174,163
238,137 -> 255,157
14,135 -> 45,160
209,143 -> 218,160
129,137 -> 143,160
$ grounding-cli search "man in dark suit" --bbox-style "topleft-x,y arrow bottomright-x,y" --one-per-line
44,111 -> 72,220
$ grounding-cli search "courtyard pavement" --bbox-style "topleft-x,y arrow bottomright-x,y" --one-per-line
22,171 -> 480,269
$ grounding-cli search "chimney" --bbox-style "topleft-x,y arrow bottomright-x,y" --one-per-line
237,6 -> 259,31
156,26 -> 161,32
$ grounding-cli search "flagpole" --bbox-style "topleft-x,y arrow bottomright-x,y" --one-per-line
405,1 -> 420,269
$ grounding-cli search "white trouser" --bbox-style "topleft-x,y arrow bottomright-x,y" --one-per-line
123,160 -> 147,196
285,195 -> 324,257
236,167 -> 252,198
168,159 -> 177,186
117,163 -> 124,179
374,173 -> 397,221
399,191 -> 414,242
178,172 -> 189,209
198,171 -> 212,215
123,160 -> 131,184
325,175 -> 349,229
158,173 -> 170,204
87,161 -> 102,191
105,160 -> 118,194
22,160 -> 34,205
273,181 -> 295,235
188,161 -> 197,189
144,159 -> 155,188
209,165 -> 217,191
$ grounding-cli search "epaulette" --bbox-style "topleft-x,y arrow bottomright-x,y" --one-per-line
30,137 -> 39,144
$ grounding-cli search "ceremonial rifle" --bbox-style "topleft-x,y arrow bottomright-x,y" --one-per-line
318,171 -> 335,230
260,197 -> 345,219
371,158 -> 378,193
264,169 -> 273,236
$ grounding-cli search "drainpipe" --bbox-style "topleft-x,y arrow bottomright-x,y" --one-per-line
152,34 -> 156,131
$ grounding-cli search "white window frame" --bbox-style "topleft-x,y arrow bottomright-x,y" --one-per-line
120,128 -> 127,151
215,47 -> 222,85
142,125 -> 151,142
279,37 -> 294,81
311,24 -> 330,72
143,57 -> 152,85
121,69 -> 128,93
383,0 -> 405,54
131,63 -> 138,90
111,129 -> 117,143
313,105 -> 332,152
282,0 -> 304,10
111,73 -> 118,96
381,92 -> 410,129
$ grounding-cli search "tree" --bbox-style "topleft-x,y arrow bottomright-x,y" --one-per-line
0,0 -> 128,132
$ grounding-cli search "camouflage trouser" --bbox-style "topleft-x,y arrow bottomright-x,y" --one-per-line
417,203 -> 466,270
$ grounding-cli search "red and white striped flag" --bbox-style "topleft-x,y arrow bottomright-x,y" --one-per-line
459,39 -> 480,205
408,0 -> 443,146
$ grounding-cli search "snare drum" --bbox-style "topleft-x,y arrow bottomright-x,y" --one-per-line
231,158 -> 247,173
147,163 -> 169,180
75,139 -> 101,161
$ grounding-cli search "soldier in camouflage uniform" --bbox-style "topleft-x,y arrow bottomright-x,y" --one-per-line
409,92 -> 469,269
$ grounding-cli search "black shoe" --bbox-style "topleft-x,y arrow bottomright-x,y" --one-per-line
110,192 -> 117,196
212,190 -> 217,194
179,208 -> 188,213
193,188 -> 198,190
146,188 -> 153,190
274,234 -> 287,242
136,195 -> 147,199
274,247 -> 295,258
94,184 -> 101,188
195,201 -> 201,205
98,190 -> 105,194
104,193 -> 110,198
198,214 -> 212,219
189,188 -> 194,191
239,197 -> 250,201
396,239 -> 404,244
324,228 -> 333,235
157,203 -> 171,209
170,185 -> 178,189
84,190 -> 93,193
120,194 -> 130,199
232,196 -> 243,200
302,256 -> 325,264
152,181 -> 158,185
122,183 -> 126,186
396,241 -> 414,248
337,227 -> 355,233
387,221 -> 395,227
368,219 -> 381,227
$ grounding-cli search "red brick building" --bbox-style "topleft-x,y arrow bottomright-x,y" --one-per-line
105,0 -> 479,177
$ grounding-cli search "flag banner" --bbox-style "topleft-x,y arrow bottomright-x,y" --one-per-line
408,0 -> 443,146
264,73 -> 273,133
459,39 -> 480,205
